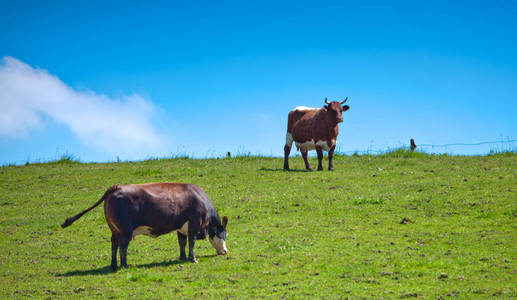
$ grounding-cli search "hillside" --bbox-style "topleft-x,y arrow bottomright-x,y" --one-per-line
1,151 -> 516,298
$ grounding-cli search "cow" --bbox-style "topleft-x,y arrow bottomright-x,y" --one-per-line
284,98 -> 350,171
61,183 -> 228,270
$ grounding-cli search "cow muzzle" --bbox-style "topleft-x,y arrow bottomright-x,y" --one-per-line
210,236 -> 228,255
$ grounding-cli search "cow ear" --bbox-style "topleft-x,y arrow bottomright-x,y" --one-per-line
342,105 -> 350,112
222,216 -> 228,229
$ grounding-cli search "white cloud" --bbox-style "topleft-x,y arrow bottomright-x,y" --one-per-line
0,56 -> 169,159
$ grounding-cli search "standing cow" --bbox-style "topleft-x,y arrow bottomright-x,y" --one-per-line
284,98 -> 350,171
61,183 -> 228,270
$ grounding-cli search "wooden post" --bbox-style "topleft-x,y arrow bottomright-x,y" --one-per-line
410,139 -> 417,151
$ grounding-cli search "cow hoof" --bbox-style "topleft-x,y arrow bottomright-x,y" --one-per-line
190,258 -> 198,263
111,264 -> 118,271
317,168 -> 323,171
179,255 -> 187,261
328,168 -> 334,171
283,167 -> 290,171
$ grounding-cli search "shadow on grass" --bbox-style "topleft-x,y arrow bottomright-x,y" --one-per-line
56,265 -> 114,277
56,254 -> 218,277
259,167 -> 308,172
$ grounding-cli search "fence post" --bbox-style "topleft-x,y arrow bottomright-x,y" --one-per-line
410,139 -> 417,151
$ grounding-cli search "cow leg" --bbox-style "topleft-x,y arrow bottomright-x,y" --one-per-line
301,150 -> 312,171
283,145 -> 291,170
119,232 -> 131,268
328,145 -> 336,171
187,219 -> 203,263
284,132 -> 293,170
187,235 -> 198,263
110,233 -> 119,270
315,146 -> 324,171
177,232 -> 187,261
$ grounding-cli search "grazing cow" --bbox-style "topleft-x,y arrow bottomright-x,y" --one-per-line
284,98 -> 350,171
61,183 -> 228,270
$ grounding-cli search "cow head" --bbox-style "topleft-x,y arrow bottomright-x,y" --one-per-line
324,97 -> 350,123
209,215 -> 228,255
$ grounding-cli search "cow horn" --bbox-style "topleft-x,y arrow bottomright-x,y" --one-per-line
324,98 -> 330,104
340,97 -> 348,104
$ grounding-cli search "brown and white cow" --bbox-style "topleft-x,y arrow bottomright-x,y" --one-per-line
284,98 -> 350,171
61,183 -> 228,270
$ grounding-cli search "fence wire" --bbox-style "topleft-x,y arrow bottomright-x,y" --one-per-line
337,139 -> 517,155
4,139 -> 517,165
417,139 -> 517,148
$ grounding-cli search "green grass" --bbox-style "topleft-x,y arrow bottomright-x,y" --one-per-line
1,151 -> 516,298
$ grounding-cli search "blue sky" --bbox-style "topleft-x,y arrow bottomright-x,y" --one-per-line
1,1 -> 516,164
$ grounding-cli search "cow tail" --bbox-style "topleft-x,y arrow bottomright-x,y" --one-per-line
61,185 -> 120,228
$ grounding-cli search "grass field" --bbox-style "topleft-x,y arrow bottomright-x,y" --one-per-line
1,150 -> 516,299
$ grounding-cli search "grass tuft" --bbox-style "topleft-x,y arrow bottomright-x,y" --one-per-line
48,153 -> 81,164
379,148 -> 430,158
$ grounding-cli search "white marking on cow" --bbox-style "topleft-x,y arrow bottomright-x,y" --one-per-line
133,226 -> 158,238
296,139 -> 332,151
285,132 -> 293,149
178,221 -> 189,235
294,106 -> 315,111
330,138 -> 336,148
210,236 -> 228,255
133,221 -> 189,239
